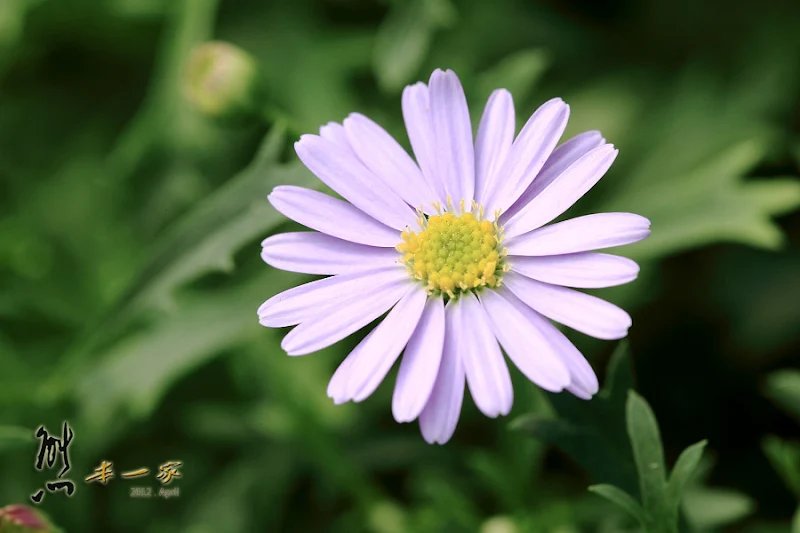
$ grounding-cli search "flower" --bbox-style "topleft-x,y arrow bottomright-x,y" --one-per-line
0,505 -> 53,531
258,69 -> 650,444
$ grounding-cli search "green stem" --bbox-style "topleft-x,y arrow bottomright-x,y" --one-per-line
107,0 -> 220,182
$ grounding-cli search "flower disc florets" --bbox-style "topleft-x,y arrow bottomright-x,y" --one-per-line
397,200 -> 508,298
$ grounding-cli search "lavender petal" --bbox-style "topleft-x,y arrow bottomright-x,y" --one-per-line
268,186 -> 401,247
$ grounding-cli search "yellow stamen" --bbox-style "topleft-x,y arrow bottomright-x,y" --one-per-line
397,201 -> 508,298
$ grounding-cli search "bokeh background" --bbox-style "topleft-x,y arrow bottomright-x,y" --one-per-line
1,0 -> 799,531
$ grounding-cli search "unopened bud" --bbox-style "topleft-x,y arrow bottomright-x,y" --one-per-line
479,516 -> 518,533
0,505 -> 56,532
183,41 -> 261,120
367,501 -> 405,533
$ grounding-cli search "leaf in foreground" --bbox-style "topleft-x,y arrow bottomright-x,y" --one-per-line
511,342 -> 637,492
591,391 -> 707,533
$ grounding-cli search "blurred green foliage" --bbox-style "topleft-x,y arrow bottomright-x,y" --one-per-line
0,0 -> 799,531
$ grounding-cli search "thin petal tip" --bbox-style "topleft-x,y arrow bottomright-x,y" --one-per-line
258,316 -> 277,328
569,388 -> 595,400
319,121 -> 339,134
429,68 -> 445,83
422,433 -> 451,445
280,335 -> 297,354
295,133 -> 322,150
326,383 -> 351,404
267,185 -> 289,199
429,68 -> 462,85
392,409 -> 415,424
582,129 -> 604,139
293,136 -> 310,153
343,112 -> 365,124
403,81 -> 428,93
490,88 -> 513,99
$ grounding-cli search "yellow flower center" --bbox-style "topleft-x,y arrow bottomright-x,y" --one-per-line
396,204 -> 508,298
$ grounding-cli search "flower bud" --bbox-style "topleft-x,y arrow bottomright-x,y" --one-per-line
0,505 -> 56,532
367,501 -> 405,533
480,516 -> 518,533
183,41 -> 261,120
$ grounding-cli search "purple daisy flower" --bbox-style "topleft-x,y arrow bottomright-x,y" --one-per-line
258,69 -> 650,444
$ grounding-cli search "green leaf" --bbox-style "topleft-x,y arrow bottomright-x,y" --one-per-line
518,344 -> 719,533
373,0 -> 457,93
74,269 -> 303,449
0,425 -> 32,452
594,68 -> 800,260
682,488 -> 755,530
256,27 -> 375,132
764,369 -> 800,422
626,391 -> 669,527
601,340 -> 636,409
0,0 -> 27,52
120,125 -> 311,312
48,126 -> 316,397
69,126 -> 315,437
588,484 -> 647,525
509,417 -> 603,472
666,440 -> 707,509
677,455 -> 755,531
762,435 -> 800,498
512,342 -> 637,493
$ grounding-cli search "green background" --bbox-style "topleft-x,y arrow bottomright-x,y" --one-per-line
0,0 -> 799,531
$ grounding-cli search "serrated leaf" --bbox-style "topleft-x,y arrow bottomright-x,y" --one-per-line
589,484 -> 647,525
123,125 -> 313,312
666,440 -> 707,509
70,123 -> 317,438
626,391 -> 669,527
595,69 -> 800,261
512,342 -> 637,493
762,435 -> 800,498
618,177 -> 800,260
48,126 -> 317,396
373,0 -> 457,93
764,370 -> 800,422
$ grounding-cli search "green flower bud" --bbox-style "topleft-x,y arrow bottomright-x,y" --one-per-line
0,505 -> 57,532
183,41 -> 261,120
479,516 -> 518,533
367,501 -> 406,533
